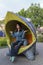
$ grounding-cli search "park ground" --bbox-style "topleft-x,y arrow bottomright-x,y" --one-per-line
0,42 -> 43,65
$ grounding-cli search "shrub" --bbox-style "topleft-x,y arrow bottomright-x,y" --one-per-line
0,37 -> 7,47
37,35 -> 43,42
0,41 -> 7,47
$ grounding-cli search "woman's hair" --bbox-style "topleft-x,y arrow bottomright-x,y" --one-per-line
15,22 -> 22,32
17,22 -> 22,28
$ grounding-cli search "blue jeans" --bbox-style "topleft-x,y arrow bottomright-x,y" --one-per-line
10,41 -> 23,56
10,39 -> 27,56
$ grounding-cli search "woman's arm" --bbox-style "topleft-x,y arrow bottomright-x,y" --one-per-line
22,30 -> 28,38
10,31 -> 16,38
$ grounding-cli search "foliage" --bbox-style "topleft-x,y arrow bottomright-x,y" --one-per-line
18,8 -> 26,17
0,20 -> 4,24
37,36 -> 43,42
17,3 -> 43,28
0,37 -> 7,47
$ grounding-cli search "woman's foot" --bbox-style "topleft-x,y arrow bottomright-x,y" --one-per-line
10,56 -> 16,63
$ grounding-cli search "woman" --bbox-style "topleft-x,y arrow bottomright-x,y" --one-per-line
10,23 -> 28,62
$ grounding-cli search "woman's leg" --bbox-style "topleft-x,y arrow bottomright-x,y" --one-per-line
10,41 -> 19,56
10,41 -> 23,56
10,41 -> 23,62
10,41 -> 19,62
14,41 -> 23,54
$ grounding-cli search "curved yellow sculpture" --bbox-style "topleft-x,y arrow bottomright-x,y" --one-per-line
5,12 -> 36,54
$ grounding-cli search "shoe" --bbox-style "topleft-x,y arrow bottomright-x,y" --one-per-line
11,56 -> 16,63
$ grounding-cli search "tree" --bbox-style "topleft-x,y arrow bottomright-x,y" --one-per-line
17,3 -> 43,27
18,8 -> 26,17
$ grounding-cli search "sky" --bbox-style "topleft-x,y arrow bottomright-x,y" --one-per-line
0,0 -> 43,20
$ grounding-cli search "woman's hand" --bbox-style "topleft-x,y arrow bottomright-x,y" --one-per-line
10,31 -> 13,34
24,30 -> 28,33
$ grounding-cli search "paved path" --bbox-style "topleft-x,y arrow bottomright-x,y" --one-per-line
0,42 -> 43,65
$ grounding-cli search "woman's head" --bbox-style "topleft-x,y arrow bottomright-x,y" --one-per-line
16,22 -> 22,30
